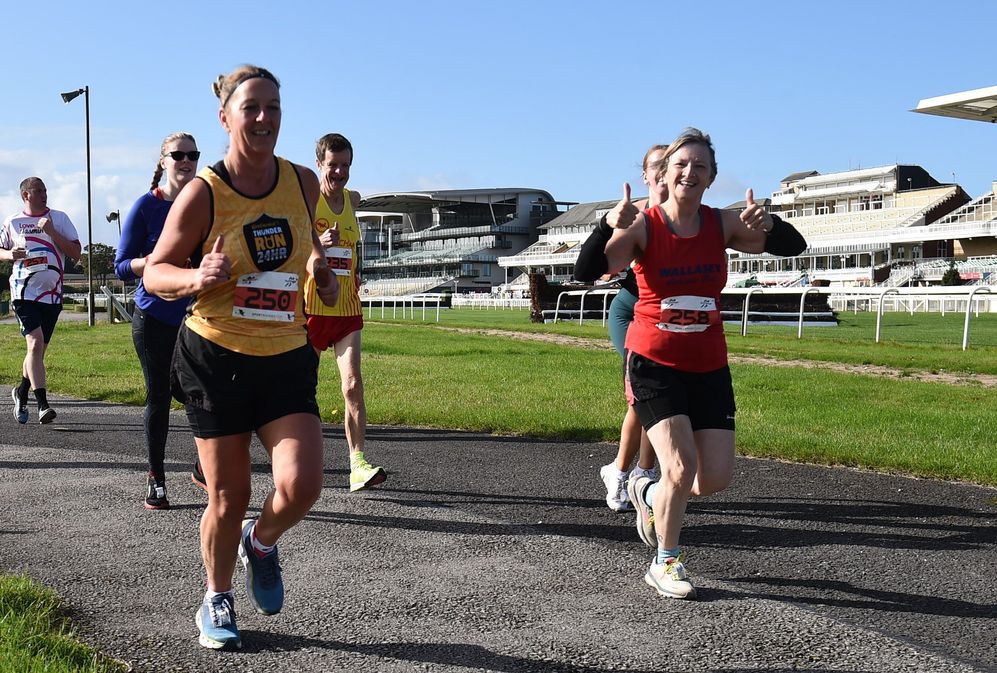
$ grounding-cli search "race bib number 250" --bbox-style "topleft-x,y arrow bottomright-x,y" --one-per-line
232,272 -> 299,322
656,295 -> 719,333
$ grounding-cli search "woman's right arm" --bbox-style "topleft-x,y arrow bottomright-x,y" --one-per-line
144,180 -> 228,300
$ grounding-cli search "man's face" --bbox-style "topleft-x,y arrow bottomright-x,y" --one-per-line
22,181 -> 47,214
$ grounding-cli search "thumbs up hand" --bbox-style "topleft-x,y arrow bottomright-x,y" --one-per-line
606,182 -> 640,230
319,222 -> 340,248
196,234 -> 231,290
740,188 -> 772,232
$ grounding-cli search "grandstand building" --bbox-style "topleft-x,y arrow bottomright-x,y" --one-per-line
505,163 -> 997,292
354,188 -> 564,296
726,163 -> 997,287
497,199 -> 616,291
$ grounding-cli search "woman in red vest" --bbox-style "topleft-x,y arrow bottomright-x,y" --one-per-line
598,128 -> 805,599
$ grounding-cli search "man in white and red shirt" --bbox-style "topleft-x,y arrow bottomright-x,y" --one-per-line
0,177 -> 81,424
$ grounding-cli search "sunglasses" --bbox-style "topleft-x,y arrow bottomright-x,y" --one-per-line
166,151 -> 201,161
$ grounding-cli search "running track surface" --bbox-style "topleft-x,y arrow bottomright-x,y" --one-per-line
0,396 -> 994,673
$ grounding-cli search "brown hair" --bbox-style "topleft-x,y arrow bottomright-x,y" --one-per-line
150,132 -> 197,190
315,133 -> 354,163
641,144 -> 669,171
212,64 -> 280,109
19,177 -> 43,196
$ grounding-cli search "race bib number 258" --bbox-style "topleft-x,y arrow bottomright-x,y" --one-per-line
656,295 -> 719,333
232,271 -> 299,322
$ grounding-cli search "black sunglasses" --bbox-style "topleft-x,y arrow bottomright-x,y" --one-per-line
166,151 -> 201,161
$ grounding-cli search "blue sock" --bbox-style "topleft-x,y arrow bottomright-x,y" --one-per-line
657,546 -> 681,564
643,481 -> 657,508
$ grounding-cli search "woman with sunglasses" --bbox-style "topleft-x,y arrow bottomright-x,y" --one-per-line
144,64 -> 339,651
114,133 -> 200,510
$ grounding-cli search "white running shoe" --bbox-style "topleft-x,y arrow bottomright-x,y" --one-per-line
645,557 -> 697,599
599,463 -> 631,512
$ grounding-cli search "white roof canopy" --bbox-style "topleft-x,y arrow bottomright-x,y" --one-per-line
913,86 -> 997,123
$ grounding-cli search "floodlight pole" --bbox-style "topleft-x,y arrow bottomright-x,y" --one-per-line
61,86 -> 94,326
83,87 -> 94,327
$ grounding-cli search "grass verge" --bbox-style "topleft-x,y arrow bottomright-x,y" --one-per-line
0,575 -> 127,673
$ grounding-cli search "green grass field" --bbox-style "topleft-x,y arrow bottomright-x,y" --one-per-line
0,308 -> 993,484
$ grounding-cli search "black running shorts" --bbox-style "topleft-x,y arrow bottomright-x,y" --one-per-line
625,351 -> 736,432
14,300 -> 62,343
171,324 -> 320,438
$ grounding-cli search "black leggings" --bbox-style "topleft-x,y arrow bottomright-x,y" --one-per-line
132,306 -> 180,476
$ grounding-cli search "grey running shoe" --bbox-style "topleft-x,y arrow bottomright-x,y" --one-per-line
626,474 -> 656,548
11,388 -> 27,424
195,592 -> 241,650
38,406 -> 56,424
238,519 -> 284,615
645,557 -> 697,599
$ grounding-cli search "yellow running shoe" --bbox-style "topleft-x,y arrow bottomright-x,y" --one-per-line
349,452 -> 387,492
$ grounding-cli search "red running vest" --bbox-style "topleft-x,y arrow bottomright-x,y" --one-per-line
625,205 -> 728,372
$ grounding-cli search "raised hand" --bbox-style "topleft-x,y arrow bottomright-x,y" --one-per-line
606,182 -> 640,230
740,188 -> 771,231
319,222 -> 340,248
196,234 -> 231,290
38,216 -> 54,236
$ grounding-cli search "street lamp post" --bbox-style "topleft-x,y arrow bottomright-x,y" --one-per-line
106,210 -> 122,300
60,86 -> 94,327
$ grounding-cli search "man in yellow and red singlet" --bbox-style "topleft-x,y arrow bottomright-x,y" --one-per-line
304,133 -> 386,492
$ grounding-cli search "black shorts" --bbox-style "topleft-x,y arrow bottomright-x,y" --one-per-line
171,324 -> 320,438
14,300 -> 61,343
625,351 -> 736,432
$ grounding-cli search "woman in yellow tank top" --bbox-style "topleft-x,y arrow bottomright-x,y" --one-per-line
144,64 -> 339,651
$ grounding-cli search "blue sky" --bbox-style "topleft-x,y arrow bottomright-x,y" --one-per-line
1,0 -> 995,246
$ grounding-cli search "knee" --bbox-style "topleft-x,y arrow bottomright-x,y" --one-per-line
209,486 -> 252,522
662,454 -> 697,490
341,374 -> 364,405
275,471 -> 322,509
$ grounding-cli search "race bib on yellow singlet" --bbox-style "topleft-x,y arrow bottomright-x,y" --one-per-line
22,251 -> 48,274
656,295 -> 719,333
232,271 -> 299,322
324,246 -> 353,276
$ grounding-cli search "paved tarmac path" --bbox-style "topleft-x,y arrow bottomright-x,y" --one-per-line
0,396 -> 994,672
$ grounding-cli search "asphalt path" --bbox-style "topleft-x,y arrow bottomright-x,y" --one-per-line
0,395 -> 994,673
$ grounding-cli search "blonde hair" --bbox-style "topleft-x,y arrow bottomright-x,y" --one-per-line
653,127 -> 718,180
212,64 -> 280,108
150,132 -> 196,190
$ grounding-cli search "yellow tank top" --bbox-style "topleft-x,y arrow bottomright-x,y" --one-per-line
303,189 -> 362,317
186,157 -> 313,356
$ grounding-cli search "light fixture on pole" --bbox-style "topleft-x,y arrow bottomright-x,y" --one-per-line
60,86 -> 95,327
107,209 -> 123,301
106,209 -> 120,235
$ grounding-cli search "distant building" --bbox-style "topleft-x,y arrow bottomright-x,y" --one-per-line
498,199 -> 615,290
355,188 -> 565,296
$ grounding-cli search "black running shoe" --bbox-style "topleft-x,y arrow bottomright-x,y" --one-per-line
38,406 -> 56,424
144,472 -> 169,510
191,459 -> 207,491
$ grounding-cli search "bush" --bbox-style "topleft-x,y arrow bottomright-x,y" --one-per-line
941,262 -> 963,286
